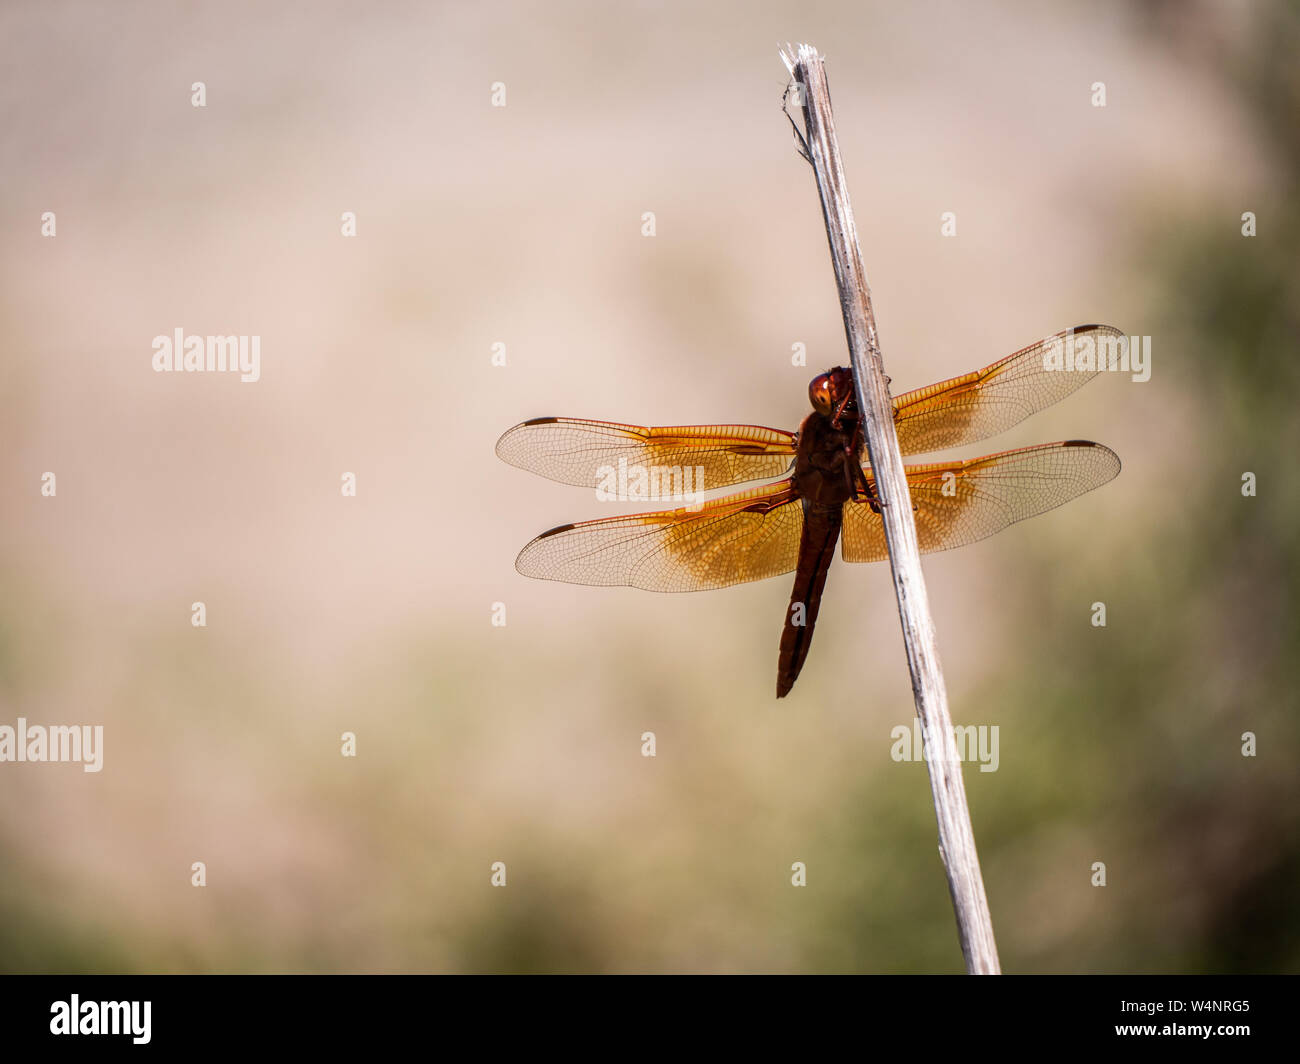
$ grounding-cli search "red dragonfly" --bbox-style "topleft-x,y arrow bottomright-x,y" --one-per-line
497,324 -> 1122,697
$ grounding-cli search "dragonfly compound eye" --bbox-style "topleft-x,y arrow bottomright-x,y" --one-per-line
809,374 -> 833,415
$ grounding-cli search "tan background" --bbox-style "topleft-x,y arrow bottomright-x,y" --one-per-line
1,0 -> 1296,971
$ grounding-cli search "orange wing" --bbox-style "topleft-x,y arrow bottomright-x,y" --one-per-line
890,324 -> 1124,456
496,418 -> 796,492
841,441 -> 1120,562
514,480 -> 803,592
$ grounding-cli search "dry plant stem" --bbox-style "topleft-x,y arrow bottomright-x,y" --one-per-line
782,43 -> 1001,975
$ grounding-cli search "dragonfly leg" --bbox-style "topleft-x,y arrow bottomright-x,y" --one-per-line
861,473 -> 882,515
831,391 -> 855,430
842,439 -> 882,513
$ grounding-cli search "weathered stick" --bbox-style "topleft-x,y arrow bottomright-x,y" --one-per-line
780,43 -> 1001,974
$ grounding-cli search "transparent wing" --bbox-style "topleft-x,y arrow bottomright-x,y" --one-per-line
497,417 -> 796,492
842,441 -> 1120,562
515,480 -> 803,592
891,324 -> 1124,456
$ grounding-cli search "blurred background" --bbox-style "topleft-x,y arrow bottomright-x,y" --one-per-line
1,0 -> 1296,973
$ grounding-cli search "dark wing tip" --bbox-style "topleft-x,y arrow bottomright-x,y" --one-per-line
515,522 -> 579,576
495,418 -> 554,462
1060,439 -> 1122,479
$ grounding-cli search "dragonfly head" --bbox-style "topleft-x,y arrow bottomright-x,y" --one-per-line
809,367 -> 857,424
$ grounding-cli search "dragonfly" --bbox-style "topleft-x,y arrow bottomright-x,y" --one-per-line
496,324 -> 1122,697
